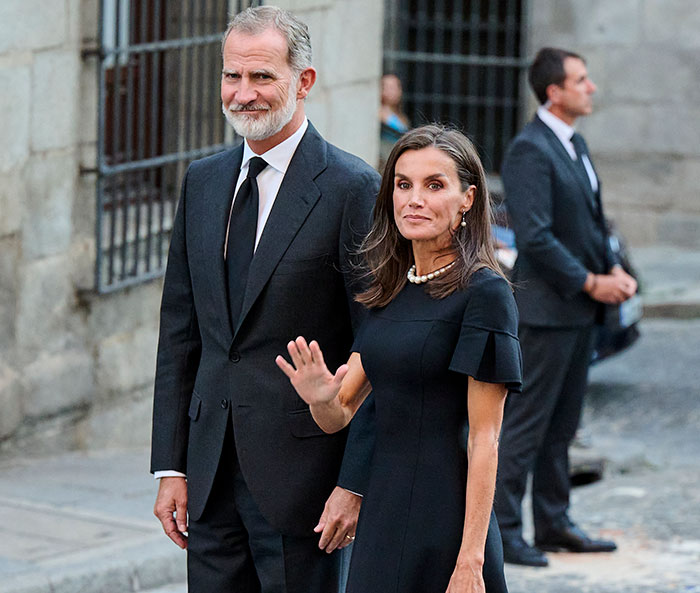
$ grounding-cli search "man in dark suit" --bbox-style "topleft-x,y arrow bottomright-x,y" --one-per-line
495,47 -> 637,567
150,6 -> 379,592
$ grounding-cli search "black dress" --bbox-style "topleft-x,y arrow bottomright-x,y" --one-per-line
345,268 -> 522,593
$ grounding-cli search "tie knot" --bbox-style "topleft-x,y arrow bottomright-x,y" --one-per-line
570,132 -> 586,156
247,156 -> 268,180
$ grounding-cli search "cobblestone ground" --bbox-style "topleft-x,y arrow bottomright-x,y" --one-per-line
504,319 -> 700,593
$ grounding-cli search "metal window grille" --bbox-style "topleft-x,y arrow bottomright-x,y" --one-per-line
94,0 -> 262,293
384,0 -> 529,173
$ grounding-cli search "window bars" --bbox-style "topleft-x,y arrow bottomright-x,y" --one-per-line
94,0 -> 262,293
384,0 -> 530,173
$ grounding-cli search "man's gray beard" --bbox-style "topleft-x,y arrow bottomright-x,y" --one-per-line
222,79 -> 299,141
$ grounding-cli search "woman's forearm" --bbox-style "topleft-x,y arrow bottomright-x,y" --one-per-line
455,433 -> 500,569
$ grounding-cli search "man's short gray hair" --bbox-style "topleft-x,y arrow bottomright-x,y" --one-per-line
221,6 -> 312,74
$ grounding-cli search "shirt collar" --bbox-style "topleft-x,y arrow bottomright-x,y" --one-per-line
241,117 -> 309,174
537,105 -> 576,145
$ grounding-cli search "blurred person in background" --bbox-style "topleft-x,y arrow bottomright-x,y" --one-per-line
494,47 -> 637,568
378,73 -> 411,170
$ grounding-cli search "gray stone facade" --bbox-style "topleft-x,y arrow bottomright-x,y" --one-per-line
529,0 -> 700,247
0,0 -> 382,456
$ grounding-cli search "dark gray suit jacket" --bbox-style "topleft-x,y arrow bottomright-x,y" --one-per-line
151,123 -> 380,535
502,115 -> 616,328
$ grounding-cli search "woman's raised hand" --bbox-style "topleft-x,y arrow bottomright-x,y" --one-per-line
275,337 -> 349,406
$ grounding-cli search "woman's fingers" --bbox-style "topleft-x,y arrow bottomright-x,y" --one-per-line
287,339 -> 305,368
275,355 -> 295,379
294,336 -> 313,364
334,364 -> 349,386
309,340 -> 324,366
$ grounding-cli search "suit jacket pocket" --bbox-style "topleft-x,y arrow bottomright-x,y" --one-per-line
287,408 -> 327,438
188,392 -> 202,421
275,254 -> 331,276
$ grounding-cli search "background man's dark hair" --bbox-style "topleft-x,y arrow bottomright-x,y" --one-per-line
528,47 -> 585,104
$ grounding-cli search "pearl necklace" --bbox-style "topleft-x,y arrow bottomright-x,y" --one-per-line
407,261 -> 457,284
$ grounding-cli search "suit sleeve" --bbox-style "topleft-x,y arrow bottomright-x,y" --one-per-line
502,140 -> 590,299
150,166 -> 202,474
336,166 -> 381,495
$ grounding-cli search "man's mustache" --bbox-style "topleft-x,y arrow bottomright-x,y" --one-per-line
226,103 -> 270,113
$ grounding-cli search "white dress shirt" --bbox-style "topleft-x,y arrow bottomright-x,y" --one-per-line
537,105 -> 599,192
155,118 -> 309,481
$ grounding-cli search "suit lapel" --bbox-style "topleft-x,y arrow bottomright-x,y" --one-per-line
206,145 -> 243,337
535,117 -> 598,216
233,124 -> 326,337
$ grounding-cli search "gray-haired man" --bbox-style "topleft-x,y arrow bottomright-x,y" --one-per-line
150,6 -> 379,591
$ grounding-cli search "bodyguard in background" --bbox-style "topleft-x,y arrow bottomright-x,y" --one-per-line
495,47 -> 637,567
150,6 -> 379,592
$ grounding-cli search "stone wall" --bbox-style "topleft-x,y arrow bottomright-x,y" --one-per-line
0,0 -> 383,457
528,0 -> 700,248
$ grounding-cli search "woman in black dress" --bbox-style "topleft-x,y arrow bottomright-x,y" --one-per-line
276,125 -> 521,593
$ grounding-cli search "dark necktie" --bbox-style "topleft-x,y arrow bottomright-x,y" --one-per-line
571,132 -> 593,189
226,156 -> 268,326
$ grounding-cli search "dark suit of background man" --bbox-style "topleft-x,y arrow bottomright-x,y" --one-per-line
150,6 -> 380,592
494,47 -> 637,568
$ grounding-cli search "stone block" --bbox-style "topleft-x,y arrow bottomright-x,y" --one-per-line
601,48 -> 700,106
87,281 -> 162,338
0,65 -> 31,174
286,0 -> 334,10
0,0 -> 67,53
672,159 -> 700,212
78,389 -> 153,449
658,212 -> 700,249
327,82 -> 380,169
22,350 -> 94,418
0,171 -> 24,237
320,0 -> 383,87
68,237 -> 96,292
644,0 -> 700,49
647,106 -> 700,157
0,364 -> 22,440
80,0 -> 100,46
96,326 -> 158,393
570,0 -> 641,46
594,157 -> 675,211
305,94 -> 329,137
609,207 -> 659,247
22,152 -> 75,259
0,236 -> 19,355
31,50 -> 80,151
79,55 -> 99,145
578,104 -> 652,156
15,255 -> 75,356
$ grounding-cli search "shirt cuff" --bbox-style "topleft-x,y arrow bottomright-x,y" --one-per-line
154,470 -> 187,480
340,486 -> 363,498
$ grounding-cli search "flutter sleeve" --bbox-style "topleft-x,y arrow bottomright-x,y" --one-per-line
449,269 -> 523,393
350,316 -> 368,354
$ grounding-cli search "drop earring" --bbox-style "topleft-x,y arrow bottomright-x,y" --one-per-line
460,211 -> 467,227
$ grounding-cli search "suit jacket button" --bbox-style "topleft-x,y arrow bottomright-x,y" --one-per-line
221,399 -> 229,409
229,350 -> 241,362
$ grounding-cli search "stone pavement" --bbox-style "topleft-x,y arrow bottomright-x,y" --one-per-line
0,244 -> 698,593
